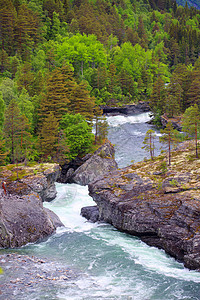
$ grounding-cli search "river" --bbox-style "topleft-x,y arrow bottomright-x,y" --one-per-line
1,112 -> 200,299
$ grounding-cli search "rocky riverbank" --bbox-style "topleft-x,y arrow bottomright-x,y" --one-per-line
0,253 -> 76,300
0,163 -> 63,248
88,141 -> 200,271
101,102 -> 150,116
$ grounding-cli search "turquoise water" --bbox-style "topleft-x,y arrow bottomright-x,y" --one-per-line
1,112 -> 200,299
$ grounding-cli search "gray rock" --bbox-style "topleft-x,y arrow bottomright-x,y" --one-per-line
81,206 -> 100,223
0,190 -> 63,248
21,164 -> 60,202
72,142 -> 118,185
0,164 -> 63,248
88,166 -> 200,271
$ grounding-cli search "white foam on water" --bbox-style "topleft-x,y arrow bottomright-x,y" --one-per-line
44,183 -> 98,233
56,271 -> 155,300
107,112 -> 152,127
90,227 -> 200,283
45,183 -> 200,284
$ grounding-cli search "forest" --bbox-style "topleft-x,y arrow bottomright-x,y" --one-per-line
1,0 -> 200,166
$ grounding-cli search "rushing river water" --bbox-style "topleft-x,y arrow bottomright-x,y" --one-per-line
1,112 -> 200,299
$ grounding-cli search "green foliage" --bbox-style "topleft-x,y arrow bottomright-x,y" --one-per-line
0,92 -> 5,130
39,112 -> 59,160
182,104 -> 200,158
60,113 -> 94,160
1,0 -> 200,163
160,122 -> 181,165
142,129 -> 156,160
160,161 -> 167,174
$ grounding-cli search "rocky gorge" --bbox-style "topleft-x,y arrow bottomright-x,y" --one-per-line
87,141 -> 200,271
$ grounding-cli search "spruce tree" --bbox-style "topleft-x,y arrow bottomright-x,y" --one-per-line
165,76 -> 183,117
182,104 -> 200,159
150,76 -> 166,115
69,82 -> 95,123
0,133 -> 9,165
0,92 -> 5,130
39,112 -> 59,160
39,64 -> 75,123
3,99 -> 22,163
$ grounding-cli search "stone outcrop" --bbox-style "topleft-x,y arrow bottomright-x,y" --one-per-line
72,142 -> 118,185
102,102 -> 150,116
161,114 -> 182,131
0,163 -> 63,248
59,142 -> 118,185
88,144 -> 200,271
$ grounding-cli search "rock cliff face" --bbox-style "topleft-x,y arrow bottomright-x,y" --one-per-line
102,102 -> 150,115
88,144 -> 200,271
59,142 -> 118,185
160,115 -> 182,131
0,163 -> 63,248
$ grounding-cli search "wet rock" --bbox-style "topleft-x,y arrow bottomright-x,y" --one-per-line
81,206 -> 100,222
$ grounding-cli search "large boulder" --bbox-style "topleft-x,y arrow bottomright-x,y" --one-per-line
88,147 -> 200,271
72,142 -> 118,185
0,163 -> 63,248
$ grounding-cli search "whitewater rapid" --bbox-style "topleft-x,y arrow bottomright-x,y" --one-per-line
2,112 -> 200,300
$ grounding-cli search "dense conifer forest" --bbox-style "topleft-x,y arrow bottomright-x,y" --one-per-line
1,0 -> 200,165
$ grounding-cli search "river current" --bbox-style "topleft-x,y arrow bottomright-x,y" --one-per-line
1,112 -> 200,299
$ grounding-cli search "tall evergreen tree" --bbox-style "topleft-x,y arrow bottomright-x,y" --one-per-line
0,92 -> 5,130
39,112 -> 59,160
149,76 -> 166,115
69,82 -> 95,123
39,64 -> 76,123
165,76 -> 183,117
160,122 -> 180,165
142,129 -> 156,160
3,99 -> 22,163
182,104 -> 200,159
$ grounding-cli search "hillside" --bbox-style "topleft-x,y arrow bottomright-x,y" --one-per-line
1,0 -> 200,166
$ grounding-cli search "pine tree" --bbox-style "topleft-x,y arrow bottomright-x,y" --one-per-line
69,82 -> 95,123
182,104 -> 200,159
16,62 -> 35,96
0,0 -> 16,56
186,72 -> 200,107
165,76 -> 183,117
39,112 -> 59,160
150,76 -> 166,115
0,133 -> 9,165
39,64 -> 76,123
3,99 -> 22,163
3,99 -> 33,164
159,122 -> 180,165
142,129 -> 156,160
14,4 -> 41,59
0,92 -> 5,130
